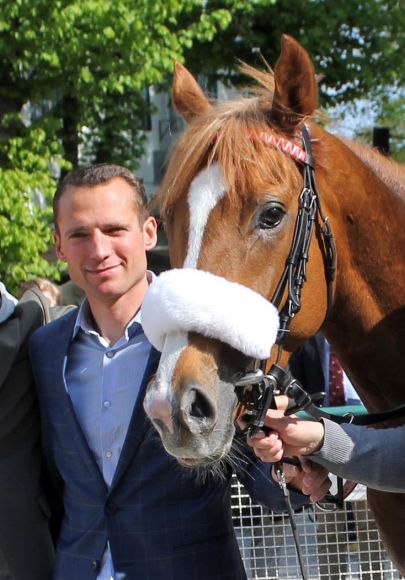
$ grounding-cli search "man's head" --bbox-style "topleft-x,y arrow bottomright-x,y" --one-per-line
53,164 -> 157,306
53,163 -> 149,231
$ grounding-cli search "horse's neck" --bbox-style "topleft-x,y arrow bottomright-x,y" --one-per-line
342,137 -> 405,198
324,134 -> 404,319
321,135 -> 405,410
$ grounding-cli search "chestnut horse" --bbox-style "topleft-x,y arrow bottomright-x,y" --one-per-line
143,35 -> 405,572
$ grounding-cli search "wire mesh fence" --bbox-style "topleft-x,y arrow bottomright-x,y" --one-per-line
232,476 -> 402,579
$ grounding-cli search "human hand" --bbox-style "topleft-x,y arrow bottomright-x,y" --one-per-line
247,409 -> 325,461
247,409 -> 330,501
272,458 -> 331,502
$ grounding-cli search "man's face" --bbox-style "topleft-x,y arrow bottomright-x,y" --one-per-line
54,177 -> 157,303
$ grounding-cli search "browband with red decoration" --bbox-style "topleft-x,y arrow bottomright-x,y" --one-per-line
246,129 -> 309,164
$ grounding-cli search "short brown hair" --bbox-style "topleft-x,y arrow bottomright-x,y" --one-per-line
53,163 -> 149,228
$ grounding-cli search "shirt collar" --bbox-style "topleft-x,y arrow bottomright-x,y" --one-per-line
72,270 -> 156,342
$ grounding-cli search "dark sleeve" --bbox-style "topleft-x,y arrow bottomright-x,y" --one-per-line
233,438 -> 310,512
41,464 -> 65,543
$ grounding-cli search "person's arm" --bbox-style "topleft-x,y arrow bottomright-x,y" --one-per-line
0,282 -> 18,323
311,419 -> 405,493
247,410 -> 405,494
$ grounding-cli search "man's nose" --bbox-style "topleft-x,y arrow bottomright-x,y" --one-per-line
88,231 -> 111,259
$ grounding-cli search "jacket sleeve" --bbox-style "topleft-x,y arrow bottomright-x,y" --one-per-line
310,419 -> 405,493
29,330 -> 66,543
0,281 -> 18,323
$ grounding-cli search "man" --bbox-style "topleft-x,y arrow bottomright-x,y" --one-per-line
0,282 -> 72,580
30,163 -> 327,580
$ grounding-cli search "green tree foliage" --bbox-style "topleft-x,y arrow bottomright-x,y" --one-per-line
0,0 -> 403,290
184,0 -> 405,107
0,0 -> 233,167
0,127 -> 67,293
0,0 -> 234,290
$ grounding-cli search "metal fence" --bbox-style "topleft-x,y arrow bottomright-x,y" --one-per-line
231,477 -> 402,579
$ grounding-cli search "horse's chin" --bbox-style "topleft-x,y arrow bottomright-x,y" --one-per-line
178,456 -> 223,468
176,445 -> 231,468
159,425 -> 235,469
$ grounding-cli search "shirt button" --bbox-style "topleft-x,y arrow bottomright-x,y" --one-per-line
91,560 -> 99,571
105,451 -> 113,459
103,400 -> 111,408
106,351 -> 115,358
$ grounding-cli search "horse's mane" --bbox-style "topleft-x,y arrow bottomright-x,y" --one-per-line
158,65 -> 303,216
341,138 -> 405,198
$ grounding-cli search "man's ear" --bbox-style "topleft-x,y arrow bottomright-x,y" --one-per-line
143,216 -> 158,251
53,230 -> 67,261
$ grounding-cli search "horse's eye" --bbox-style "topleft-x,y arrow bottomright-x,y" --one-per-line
258,205 -> 285,229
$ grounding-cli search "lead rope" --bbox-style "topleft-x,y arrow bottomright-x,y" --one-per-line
237,363 -> 405,580
274,462 -> 308,580
238,368 -> 310,579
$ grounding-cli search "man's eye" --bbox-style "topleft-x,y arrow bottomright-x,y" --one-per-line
69,232 -> 87,239
258,206 -> 285,229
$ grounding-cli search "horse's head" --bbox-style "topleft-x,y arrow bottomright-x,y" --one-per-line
143,35 -> 334,466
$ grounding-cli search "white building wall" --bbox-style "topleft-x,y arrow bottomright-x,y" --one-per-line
137,86 -> 184,199
137,80 -> 236,200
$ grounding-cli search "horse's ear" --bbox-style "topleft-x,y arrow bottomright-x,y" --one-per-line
270,35 -> 318,133
172,61 -> 212,123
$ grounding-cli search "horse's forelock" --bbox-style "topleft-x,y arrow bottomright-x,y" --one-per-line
158,94 -> 301,218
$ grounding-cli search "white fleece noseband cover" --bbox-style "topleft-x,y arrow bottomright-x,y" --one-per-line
141,268 -> 279,360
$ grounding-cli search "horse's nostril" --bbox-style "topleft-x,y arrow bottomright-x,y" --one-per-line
189,389 -> 213,420
180,384 -> 217,432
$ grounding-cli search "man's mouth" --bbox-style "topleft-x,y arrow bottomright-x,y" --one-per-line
88,264 -> 120,275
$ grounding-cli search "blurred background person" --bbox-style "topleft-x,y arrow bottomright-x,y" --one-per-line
19,277 -> 62,307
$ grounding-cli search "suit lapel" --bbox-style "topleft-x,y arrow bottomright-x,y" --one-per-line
49,312 -> 108,492
109,347 -> 160,491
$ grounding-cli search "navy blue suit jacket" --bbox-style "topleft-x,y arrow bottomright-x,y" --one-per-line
30,309 -> 306,580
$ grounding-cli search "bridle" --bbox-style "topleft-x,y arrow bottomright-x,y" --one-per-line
234,123 -> 338,433
271,125 -> 336,344
234,123 -> 405,433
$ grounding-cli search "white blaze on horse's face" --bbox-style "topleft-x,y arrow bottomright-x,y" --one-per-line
143,332 -> 188,435
184,163 -> 227,268
144,164 -> 227,439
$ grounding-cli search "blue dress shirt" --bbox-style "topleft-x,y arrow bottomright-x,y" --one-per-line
66,299 -> 152,580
